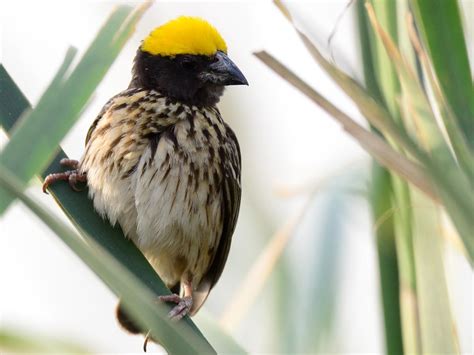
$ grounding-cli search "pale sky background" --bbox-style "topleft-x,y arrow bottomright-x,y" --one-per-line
0,0 -> 472,354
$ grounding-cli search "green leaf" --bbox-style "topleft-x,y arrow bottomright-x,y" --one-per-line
0,5 -> 141,213
391,176 -> 421,354
370,164 -> 404,355
268,0 -> 474,265
370,0 -> 401,121
365,2 -> 470,165
253,51 -> 436,202
272,1 -> 421,159
405,3 -> 474,184
358,2 -> 462,353
411,190 -> 460,354
356,0 -> 384,104
0,68 -> 30,131
357,3 -> 404,353
365,1 -> 474,264
410,0 -> 474,150
361,2 -> 464,352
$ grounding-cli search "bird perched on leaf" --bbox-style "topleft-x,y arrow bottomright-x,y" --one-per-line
43,16 -> 246,347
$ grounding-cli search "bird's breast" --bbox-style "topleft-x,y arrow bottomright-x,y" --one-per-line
132,107 -> 228,285
81,90 -> 237,287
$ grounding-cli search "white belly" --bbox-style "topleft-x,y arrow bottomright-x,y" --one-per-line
134,119 -> 224,285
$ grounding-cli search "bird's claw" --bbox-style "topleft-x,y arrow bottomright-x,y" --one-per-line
143,331 -> 152,352
42,159 -> 86,193
68,172 -> 86,191
142,294 -> 193,351
159,294 -> 193,321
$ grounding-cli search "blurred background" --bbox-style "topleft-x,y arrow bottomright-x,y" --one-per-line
1,0 -> 472,353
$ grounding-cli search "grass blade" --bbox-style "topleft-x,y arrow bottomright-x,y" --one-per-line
269,0 -> 474,264
411,190 -> 460,353
370,2 -> 474,254
370,164 -> 404,355
364,5 -> 421,352
0,68 -> 34,130
405,13 -> 474,183
366,2 -> 474,264
0,4 -> 149,213
360,1 -> 462,352
370,0 -> 401,120
274,0 -> 423,163
0,46 -> 77,209
410,0 -> 474,150
391,177 -> 421,354
253,51 -> 435,200
366,3 -> 448,153
357,3 -> 404,353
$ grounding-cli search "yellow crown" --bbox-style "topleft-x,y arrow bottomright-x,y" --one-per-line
141,16 -> 227,56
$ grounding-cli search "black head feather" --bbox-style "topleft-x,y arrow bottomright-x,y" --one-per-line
130,50 -> 247,107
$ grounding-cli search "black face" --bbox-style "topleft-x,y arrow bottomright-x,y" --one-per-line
130,50 -> 248,107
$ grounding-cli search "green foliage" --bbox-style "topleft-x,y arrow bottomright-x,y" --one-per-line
410,0 -> 474,148
0,5 -> 146,213
256,0 -> 472,354
357,3 -> 403,353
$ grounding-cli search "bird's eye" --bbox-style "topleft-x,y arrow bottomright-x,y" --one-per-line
181,59 -> 197,70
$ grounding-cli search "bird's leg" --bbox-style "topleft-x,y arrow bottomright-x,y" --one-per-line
159,281 -> 193,320
143,282 -> 193,351
42,158 -> 87,193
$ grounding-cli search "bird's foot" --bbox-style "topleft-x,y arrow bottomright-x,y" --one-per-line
159,294 -> 193,321
142,294 -> 193,351
42,159 -> 86,193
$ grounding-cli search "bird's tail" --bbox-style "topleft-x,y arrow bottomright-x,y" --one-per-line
116,301 -> 144,334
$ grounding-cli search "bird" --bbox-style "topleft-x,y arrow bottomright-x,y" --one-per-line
43,15 -> 246,347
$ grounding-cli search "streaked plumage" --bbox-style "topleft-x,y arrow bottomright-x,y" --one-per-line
81,88 -> 241,314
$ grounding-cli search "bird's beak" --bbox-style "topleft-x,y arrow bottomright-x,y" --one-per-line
200,51 -> 248,86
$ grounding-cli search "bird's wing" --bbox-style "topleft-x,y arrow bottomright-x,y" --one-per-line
190,123 -> 241,315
